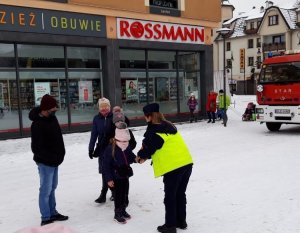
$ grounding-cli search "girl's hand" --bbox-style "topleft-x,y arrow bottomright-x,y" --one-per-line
108,180 -> 114,188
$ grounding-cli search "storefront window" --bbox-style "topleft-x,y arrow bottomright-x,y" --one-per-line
121,71 -> 147,118
19,71 -> 67,130
148,51 -> 176,69
68,71 -> 103,126
177,52 -> 200,112
120,49 -> 146,69
67,47 -> 102,68
149,71 -> 177,114
18,44 -> 64,68
120,49 -> 146,118
0,72 -> 20,133
0,44 -> 15,68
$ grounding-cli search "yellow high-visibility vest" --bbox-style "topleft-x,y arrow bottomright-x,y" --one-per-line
151,132 -> 193,178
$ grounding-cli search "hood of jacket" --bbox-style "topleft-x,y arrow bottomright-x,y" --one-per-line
29,107 -> 42,121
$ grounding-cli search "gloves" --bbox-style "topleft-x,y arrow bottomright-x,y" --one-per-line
89,150 -> 94,159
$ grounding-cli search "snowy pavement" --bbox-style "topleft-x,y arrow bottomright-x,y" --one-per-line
1,95 -> 300,233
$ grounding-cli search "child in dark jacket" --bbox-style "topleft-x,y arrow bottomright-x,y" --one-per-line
103,126 -> 136,224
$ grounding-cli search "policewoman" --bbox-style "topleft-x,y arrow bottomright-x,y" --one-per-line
137,103 -> 193,233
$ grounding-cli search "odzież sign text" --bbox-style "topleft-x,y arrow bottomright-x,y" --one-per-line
0,4 -> 106,37
117,18 -> 204,44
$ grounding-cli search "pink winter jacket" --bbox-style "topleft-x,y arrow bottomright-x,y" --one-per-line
15,223 -> 79,233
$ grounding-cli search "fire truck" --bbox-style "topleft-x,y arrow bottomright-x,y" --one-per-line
256,52 -> 300,131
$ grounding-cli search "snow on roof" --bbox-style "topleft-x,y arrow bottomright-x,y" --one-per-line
279,8 -> 297,29
223,3 -> 299,39
229,17 -> 246,38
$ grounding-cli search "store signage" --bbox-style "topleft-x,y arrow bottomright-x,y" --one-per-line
240,48 -> 245,73
150,0 -> 178,9
117,18 -> 204,44
149,0 -> 180,17
0,4 -> 106,37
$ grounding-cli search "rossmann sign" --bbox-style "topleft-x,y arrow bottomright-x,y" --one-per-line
0,4 -> 106,37
117,18 -> 204,44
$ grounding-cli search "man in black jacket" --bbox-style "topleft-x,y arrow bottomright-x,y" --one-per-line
29,94 -> 68,226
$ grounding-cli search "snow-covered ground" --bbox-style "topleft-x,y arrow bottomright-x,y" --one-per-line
1,95 -> 300,233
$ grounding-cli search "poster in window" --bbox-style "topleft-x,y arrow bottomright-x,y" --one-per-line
0,83 -> 3,107
34,82 -> 50,105
79,81 -> 93,103
126,80 -> 138,102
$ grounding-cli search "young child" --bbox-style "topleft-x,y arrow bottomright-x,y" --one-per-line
102,126 -> 136,224
187,93 -> 198,123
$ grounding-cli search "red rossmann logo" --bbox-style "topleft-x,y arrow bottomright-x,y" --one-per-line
118,19 -> 204,44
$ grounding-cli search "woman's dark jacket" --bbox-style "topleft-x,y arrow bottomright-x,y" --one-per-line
88,112 -> 115,159
137,121 -> 177,159
102,144 -> 136,182
29,107 -> 65,167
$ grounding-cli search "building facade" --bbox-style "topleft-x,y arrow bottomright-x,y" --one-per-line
0,0 -> 221,139
214,1 -> 300,95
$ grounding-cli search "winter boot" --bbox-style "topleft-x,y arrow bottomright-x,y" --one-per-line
157,224 -> 177,233
207,120 -> 211,123
95,191 -> 106,203
41,219 -> 53,226
176,221 -> 188,229
114,209 -> 127,224
50,213 -> 69,221
122,208 -> 131,220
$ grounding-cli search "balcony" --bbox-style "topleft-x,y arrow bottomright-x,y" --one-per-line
263,42 -> 286,52
244,28 -> 258,35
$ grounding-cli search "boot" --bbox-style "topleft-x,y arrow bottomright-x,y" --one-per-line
207,120 -> 211,123
122,208 -> 131,220
95,191 -> 106,203
157,224 -> 177,233
176,221 -> 187,229
114,209 -> 127,224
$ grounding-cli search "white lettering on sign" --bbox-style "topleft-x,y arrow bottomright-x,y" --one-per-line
117,18 -> 204,44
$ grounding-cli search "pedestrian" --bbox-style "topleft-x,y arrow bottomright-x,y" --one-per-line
217,89 -> 231,127
88,97 -> 115,203
103,127 -> 136,224
29,94 -> 68,226
136,103 -> 193,233
206,90 -> 218,123
187,93 -> 198,123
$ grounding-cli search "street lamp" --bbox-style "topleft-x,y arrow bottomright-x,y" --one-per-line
216,27 -> 231,126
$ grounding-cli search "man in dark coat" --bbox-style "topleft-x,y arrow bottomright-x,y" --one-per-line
29,94 -> 68,226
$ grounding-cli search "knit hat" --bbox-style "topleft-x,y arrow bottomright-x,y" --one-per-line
98,97 -> 110,108
115,128 -> 131,141
40,94 -> 57,111
143,103 -> 159,115
113,112 -> 125,124
112,106 -> 122,113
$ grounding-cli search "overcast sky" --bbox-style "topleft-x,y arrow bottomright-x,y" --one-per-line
229,0 -> 297,15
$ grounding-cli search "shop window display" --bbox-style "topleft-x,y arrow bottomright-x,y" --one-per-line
0,72 -> 20,133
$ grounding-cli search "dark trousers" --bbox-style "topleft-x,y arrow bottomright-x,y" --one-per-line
101,173 -> 108,194
163,164 -> 193,227
114,178 -> 129,210
207,111 -> 216,121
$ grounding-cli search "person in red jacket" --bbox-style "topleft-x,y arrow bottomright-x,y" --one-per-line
206,91 -> 217,123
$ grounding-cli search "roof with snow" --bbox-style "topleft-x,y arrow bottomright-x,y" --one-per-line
222,2 -> 299,39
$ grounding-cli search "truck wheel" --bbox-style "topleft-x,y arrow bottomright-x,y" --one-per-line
266,122 -> 282,131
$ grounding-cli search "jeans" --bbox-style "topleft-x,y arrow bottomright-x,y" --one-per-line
37,163 -> 59,221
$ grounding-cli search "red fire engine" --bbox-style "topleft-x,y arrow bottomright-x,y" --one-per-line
256,52 -> 300,131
